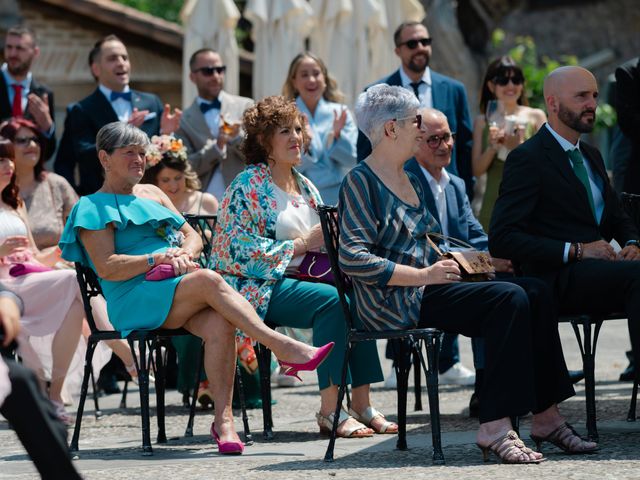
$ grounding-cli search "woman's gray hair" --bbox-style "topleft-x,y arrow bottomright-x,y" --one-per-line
355,84 -> 419,149
96,121 -> 150,154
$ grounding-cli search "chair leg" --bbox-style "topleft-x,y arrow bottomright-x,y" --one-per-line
324,341 -> 352,462
89,365 -> 102,419
70,339 -> 98,452
570,316 -> 602,442
155,341 -> 167,444
628,380 -> 638,422
420,332 -> 445,465
131,338 -> 153,455
185,343 -> 204,437
413,347 -> 423,411
234,362 -> 253,444
120,381 -> 128,409
395,340 -> 411,451
256,343 -> 274,440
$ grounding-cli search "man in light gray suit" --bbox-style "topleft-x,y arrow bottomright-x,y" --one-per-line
176,48 -> 253,199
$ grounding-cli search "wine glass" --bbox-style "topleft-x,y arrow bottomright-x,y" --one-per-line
485,100 -> 505,129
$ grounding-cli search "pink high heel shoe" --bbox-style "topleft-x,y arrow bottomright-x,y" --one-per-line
278,342 -> 335,381
211,424 -> 244,455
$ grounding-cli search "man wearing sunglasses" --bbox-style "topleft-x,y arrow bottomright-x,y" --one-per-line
175,48 -> 253,199
356,21 -> 473,201
1,25 -> 56,161
55,34 -> 182,195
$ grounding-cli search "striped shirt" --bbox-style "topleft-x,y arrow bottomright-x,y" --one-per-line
338,162 -> 441,330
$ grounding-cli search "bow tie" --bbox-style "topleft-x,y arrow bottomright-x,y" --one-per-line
110,91 -> 132,102
200,99 -> 221,114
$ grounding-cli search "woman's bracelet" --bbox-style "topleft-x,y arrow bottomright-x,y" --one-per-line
300,236 -> 308,252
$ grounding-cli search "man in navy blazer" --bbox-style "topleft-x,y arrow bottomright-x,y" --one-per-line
357,21 -> 474,199
55,35 -> 181,195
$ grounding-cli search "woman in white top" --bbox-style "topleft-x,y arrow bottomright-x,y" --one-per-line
212,96 -> 397,438
0,138 -> 82,423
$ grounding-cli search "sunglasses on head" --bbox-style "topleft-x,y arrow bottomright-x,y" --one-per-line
398,38 -> 432,49
394,114 -> 422,130
493,74 -> 524,86
14,135 -> 39,146
193,66 -> 226,76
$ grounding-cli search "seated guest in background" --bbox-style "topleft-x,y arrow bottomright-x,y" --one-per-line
0,284 -> 83,480
176,48 -> 253,200
141,134 -> 219,406
490,66 -> 640,403
1,25 -> 56,160
340,84 -> 596,463
212,96 -> 396,438
472,56 -> 546,231
282,52 -> 357,205
60,122 -> 333,455
55,34 -> 182,195
1,117 -> 138,385
0,137 -> 84,424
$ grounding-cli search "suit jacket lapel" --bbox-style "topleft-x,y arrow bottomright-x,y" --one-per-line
184,100 -> 213,139
0,74 -> 12,119
431,73 -> 444,111
88,88 -> 118,125
444,183 -> 461,239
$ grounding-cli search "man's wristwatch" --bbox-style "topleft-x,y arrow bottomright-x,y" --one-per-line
625,240 -> 640,249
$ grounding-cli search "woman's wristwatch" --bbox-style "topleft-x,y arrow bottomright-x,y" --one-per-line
146,253 -> 155,269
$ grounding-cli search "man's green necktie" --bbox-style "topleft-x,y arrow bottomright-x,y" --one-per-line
568,148 -> 596,218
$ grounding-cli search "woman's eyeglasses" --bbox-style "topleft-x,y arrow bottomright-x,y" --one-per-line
14,136 -> 39,147
394,114 -> 422,130
398,38 -> 432,49
493,75 -> 524,86
192,66 -> 226,76
424,132 -> 456,149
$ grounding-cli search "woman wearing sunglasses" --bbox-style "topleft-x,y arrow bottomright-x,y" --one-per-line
472,56 -> 546,231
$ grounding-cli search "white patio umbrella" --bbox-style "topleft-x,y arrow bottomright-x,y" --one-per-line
180,0 -> 241,108
245,0 -> 315,101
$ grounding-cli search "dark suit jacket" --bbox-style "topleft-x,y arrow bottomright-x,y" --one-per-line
406,158 -> 487,250
615,57 -> 640,193
356,68 -> 474,198
55,88 -> 163,195
0,74 -> 56,160
489,125 -> 639,280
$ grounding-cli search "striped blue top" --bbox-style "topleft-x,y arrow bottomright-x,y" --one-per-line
338,162 -> 441,331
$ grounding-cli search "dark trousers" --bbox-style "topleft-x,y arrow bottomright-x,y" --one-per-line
420,279 -> 574,424
1,359 -> 82,480
553,259 -> 640,382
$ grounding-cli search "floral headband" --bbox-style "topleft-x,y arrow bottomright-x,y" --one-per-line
145,134 -> 188,168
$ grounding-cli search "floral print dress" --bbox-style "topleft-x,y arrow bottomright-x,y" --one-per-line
212,162 -> 322,321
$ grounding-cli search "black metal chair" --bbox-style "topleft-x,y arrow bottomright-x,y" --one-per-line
182,213 -> 253,444
317,205 -> 445,464
70,263 -> 202,455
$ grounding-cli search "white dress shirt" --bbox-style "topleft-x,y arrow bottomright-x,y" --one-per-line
98,84 -> 132,122
399,67 -> 432,109
419,164 -> 451,237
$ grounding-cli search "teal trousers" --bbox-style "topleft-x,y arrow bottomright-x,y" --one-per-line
265,278 -> 383,390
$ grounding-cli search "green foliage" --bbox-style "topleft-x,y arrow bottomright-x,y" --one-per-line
490,29 -> 616,131
112,0 -> 184,24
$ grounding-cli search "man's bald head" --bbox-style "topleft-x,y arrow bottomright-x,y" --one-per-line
415,108 -> 453,178
420,108 -> 448,127
543,66 -> 598,140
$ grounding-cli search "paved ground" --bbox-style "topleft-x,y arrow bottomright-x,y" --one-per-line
2,320 -> 639,479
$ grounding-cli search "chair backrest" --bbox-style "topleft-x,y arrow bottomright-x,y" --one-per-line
621,193 -> 640,230
317,205 -> 356,331
74,262 -> 105,334
183,213 -> 217,267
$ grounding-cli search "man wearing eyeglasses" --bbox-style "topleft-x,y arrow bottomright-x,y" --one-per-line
55,34 -> 182,195
1,25 -> 56,160
356,21 -> 474,200
175,49 -> 253,200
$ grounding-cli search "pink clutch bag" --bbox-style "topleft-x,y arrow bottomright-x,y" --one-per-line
145,264 -> 177,281
9,262 -> 53,277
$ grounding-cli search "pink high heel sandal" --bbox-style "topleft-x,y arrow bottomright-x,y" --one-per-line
211,424 -> 244,455
278,342 -> 335,381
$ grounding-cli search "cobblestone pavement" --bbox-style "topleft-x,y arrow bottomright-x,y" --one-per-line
2,322 -> 640,479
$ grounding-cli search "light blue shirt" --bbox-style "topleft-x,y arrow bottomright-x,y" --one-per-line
1,63 -> 31,114
399,66 -> 432,108
545,123 -> 605,262
99,84 -> 132,122
295,96 -> 357,205
197,96 -> 220,138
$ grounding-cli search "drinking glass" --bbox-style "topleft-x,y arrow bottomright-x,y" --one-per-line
485,100 -> 505,129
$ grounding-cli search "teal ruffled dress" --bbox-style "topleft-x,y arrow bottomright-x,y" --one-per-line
59,193 -> 185,337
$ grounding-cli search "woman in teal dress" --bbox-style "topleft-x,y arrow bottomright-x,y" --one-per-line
59,122 -> 334,455
472,56 -> 546,231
